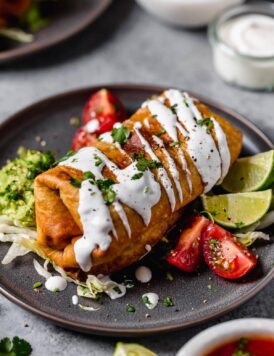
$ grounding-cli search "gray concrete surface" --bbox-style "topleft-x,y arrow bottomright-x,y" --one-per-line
0,1 -> 273,355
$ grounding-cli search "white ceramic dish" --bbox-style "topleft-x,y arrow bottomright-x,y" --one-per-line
177,318 -> 274,356
135,0 -> 245,28
208,2 -> 274,91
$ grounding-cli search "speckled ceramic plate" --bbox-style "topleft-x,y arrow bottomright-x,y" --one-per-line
0,0 -> 111,64
0,85 -> 273,336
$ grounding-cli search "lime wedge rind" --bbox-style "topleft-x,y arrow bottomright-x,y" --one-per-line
222,150 -> 274,193
201,190 -> 272,229
113,342 -> 157,356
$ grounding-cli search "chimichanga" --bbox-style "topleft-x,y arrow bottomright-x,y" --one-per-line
34,89 -> 242,277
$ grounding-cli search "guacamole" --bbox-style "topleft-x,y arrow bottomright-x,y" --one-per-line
0,148 -> 55,227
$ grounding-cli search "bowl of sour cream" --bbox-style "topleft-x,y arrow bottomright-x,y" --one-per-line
208,2 -> 274,91
135,0 -> 245,28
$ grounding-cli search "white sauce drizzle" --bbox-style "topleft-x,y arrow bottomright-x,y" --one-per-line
153,135 -> 183,203
135,128 -> 176,211
165,90 -> 222,193
144,98 -> 191,195
60,147 -> 160,271
135,266 -> 152,283
113,162 -> 161,226
72,295 -> 79,305
99,132 -> 113,143
144,118 -> 150,128
144,99 -> 178,141
84,119 -> 100,133
45,276 -> 67,292
211,117 -> 231,183
112,201 -> 131,237
142,292 -> 159,309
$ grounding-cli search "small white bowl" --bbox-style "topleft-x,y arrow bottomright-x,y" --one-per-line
177,318 -> 274,356
135,0 -> 245,28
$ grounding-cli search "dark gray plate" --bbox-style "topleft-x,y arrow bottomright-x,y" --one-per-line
0,85 -> 273,336
0,0 -> 111,64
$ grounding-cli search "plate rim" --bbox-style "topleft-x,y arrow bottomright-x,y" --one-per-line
0,83 -> 273,337
0,0 -> 112,63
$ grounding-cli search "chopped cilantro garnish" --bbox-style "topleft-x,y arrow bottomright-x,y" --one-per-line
113,286 -> 122,294
83,171 -> 95,181
53,288 -> 60,293
155,129 -> 166,136
0,336 -> 32,356
32,282 -> 42,289
170,104 -> 178,114
197,118 -> 214,133
135,152 -> 162,172
94,155 -> 103,167
142,296 -> 152,306
235,222 -> 245,229
111,125 -> 131,144
126,304 -> 135,313
163,296 -> 174,307
69,178 -> 81,188
209,239 -> 218,250
169,141 -> 181,147
131,173 -> 143,180
166,271 -> 173,281
95,179 -> 116,205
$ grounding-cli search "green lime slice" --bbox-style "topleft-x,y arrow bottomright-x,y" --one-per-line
201,190 -> 272,229
222,150 -> 274,193
113,343 -> 157,356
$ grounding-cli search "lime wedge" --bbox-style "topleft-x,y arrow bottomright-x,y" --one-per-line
113,343 -> 157,356
222,150 -> 274,193
201,190 -> 272,229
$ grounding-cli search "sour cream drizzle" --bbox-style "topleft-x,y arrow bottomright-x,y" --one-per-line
60,147 -> 160,271
152,134 -> 183,204
164,90 -> 223,192
143,98 -> 191,195
135,128 -> 176,210
211,117 -> 230,182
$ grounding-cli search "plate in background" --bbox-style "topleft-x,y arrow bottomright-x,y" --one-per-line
0,84 -> 273,336
0,0 -> 111,64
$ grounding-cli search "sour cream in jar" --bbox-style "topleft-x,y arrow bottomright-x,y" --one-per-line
209,4 -> 274,90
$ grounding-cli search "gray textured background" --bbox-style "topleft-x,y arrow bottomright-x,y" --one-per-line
0,1 -> 273,355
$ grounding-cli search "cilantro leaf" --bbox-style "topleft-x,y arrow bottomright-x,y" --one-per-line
69,178 -> 81,188
0,337 -> 32,356
111,125 -> 131,144
131,173 -> 143,180
197,118 -> 214,133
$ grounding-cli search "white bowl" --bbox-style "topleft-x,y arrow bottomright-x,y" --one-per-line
177,318 -> 274,356
135,0 -> 245,28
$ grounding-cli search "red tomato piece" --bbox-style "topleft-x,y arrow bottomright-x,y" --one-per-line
202,223 -> 257,279
166,215 -> 210,272
71,127 -> 97,151
82,89 -> 127,134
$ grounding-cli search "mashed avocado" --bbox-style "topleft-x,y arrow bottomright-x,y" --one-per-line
0,147 -> 55,227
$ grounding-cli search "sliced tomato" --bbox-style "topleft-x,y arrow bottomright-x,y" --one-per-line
72,127 -> 97,151
202,223 -> 257,279
82,89 -> 127,134
166,215 -> 210,272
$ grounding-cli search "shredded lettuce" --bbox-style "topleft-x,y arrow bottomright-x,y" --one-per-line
33,259 -> 52,280
235,231 -> 270,246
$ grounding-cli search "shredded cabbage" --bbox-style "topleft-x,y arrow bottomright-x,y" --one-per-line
79,304 -> 100,311
0,216 -> 127,306
235,231 -> 270,246
33,259 -> 52,280
256,211 -> 274,230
